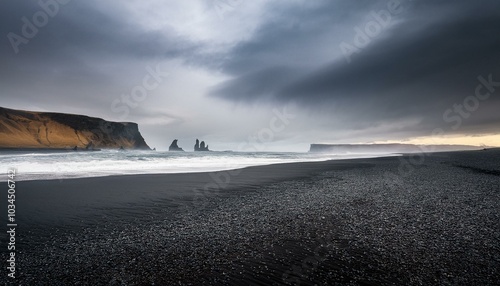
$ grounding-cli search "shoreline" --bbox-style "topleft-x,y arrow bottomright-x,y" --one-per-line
1,151 -> 401,182
4,148 -> 498,183
8,157 -> 379,227
4,148 -> 498,231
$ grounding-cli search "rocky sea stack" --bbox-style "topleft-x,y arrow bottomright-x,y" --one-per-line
169,139 -> 184,151
0,106 -> 150,150
194,139 -> 209,151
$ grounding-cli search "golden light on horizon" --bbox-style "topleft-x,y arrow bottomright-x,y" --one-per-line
377,134 -> 500,147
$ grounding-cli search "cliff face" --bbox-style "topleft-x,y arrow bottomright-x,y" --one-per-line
0,107 -> 150,149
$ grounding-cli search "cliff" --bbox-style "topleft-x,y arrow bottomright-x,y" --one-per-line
309,143 -> 483,154
0,107 -> 150,149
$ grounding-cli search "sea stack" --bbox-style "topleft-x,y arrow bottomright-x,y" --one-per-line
194,139 -> 209,151
169,139 -> 184,151
194,139 -> 200,151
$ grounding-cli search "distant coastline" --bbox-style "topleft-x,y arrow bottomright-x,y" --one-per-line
309,143 -> 485,153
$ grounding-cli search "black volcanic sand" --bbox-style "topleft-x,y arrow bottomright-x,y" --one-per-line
1,150 -> 499,285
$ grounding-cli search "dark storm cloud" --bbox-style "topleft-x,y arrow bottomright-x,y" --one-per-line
0,1 -> 195,59
0,0 -> 203,115
211,0 -> 500,135
217,0 -> 380,75
210,66 -> 302,103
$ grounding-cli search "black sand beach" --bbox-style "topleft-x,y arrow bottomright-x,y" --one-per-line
1,150 -> 499,285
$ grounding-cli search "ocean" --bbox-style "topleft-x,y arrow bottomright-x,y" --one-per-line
0,150 -> 397,181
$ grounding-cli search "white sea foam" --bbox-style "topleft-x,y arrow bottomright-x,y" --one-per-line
0,150 -> 398,181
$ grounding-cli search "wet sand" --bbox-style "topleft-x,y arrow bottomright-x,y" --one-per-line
1,149 -> 499,285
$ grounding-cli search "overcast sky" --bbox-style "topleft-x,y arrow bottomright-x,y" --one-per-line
1,0 -> 499,151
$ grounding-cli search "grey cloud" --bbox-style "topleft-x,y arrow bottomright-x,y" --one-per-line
0,1 -> 196,59
210,66 -> 302,103
216,0 -> 382,75
210,0 -> 500,136
0,0 -> 201,116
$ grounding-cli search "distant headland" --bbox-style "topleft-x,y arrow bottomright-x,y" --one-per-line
309,143 -> 484,153
0,106 -> 150,150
